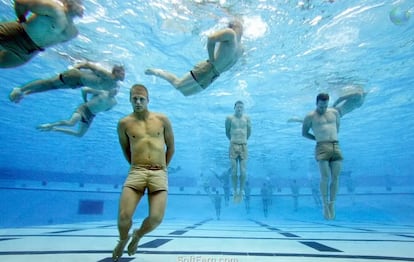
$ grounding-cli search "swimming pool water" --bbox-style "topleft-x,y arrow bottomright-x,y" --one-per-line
1,0 -> 414,227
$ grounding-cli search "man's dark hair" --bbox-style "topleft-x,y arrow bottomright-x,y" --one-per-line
316,93 -> 329,103
234,100 -> 244,108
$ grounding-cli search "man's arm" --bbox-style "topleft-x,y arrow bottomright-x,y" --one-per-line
332,92 -> 362,107
162,115 -> 175,166
302,114 -> 315,140
15,0 -> 63,22
335,110 -> 340,133
117,118 -> 131,164
74,62 -> 112,79
246,116 -> 252,139
209,168 -> 220,180
225,116 -> 231,140
207,28 -> 236,62
287,117 -> 304,123
81,87 -> 104,102
81,87 -> 88,102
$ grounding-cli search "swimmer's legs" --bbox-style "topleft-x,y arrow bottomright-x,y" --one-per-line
328,160 -> 341,220
127,190 -> 167,256
112,236 -> 130,261
145,68 -> 202,96
230,158 -> 239,202
318,160 -> 331,219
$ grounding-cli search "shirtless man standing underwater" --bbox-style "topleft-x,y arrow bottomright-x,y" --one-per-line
302,93 -> 342,220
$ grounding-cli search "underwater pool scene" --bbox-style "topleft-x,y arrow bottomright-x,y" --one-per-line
1,0 -> 414,261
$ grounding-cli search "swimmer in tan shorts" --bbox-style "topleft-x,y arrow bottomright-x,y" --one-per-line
315,141 -> 343,163
225,100 -> 251,203
302,93 -> 342,220
145,19 -> 243,96
123,166 -> 168,195
112,84 -> 175,261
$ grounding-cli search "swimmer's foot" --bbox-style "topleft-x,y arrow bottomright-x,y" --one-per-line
145,68 -> 163,76
9,88 -> 24,103
36,124 -> 53,131
323,204 -> 331,220
233,192 -> 244,204
112,235 -> 130,261
127,230 -> 142,256
233,190 -> 239,203
238,190 -> 245,203
328,201 -> 336,220
287,117 -> 304,123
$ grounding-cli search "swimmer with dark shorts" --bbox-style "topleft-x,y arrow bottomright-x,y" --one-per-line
0,0 -> 84,68
145,20 -> 243,96
190,60 -> 220,89
36,87 -> 118,137
76,104 -> 96,127
9,63 -> 125,103
0,22 -> 45,61
58,69 -> 84,88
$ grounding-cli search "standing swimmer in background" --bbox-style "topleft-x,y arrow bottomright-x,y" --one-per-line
225,100 -> 251,203
211,190 -> 222,220
210,168 -> 231,207
261,182 -> 271,218
112,84 -> 175,261
290,179 -> 300,212
145,19 -> 243,96
0,0 -> 84,68
244,181 -> 251,213
302,93 -> 342,220
290,87 -> 366,218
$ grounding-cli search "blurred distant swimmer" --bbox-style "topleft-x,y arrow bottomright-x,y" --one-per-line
225,100 -> 251,203
36,87 -> 118,137
331,85 -> 367,117
145,19 -> 243,96
0,0 -> 84,68
9,62 -> 125,103
287,85 -> 367,123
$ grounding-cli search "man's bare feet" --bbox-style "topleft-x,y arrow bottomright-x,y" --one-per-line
328,201 -> 335,220
323,204 -> 331,220
9,88 -> 24,103
127,230 -> 142,256
145,68 -> 162,76
37,124 -> 53,131
112,236 -> 131,261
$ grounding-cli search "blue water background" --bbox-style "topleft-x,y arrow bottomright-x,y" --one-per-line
0,0 -> 414,227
